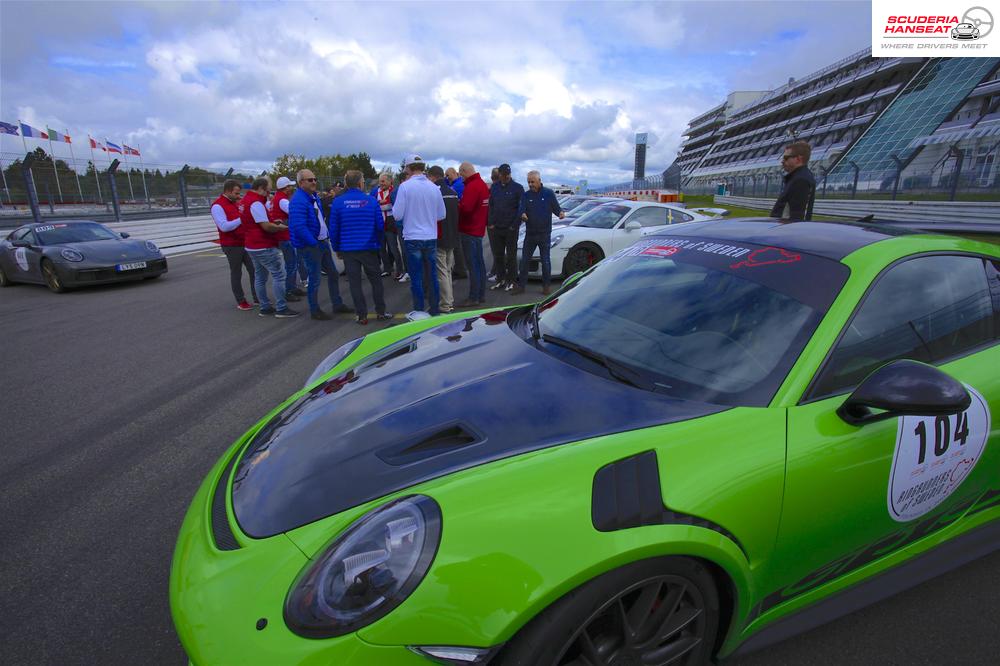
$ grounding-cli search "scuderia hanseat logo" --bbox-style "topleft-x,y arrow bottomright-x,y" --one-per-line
873,2 -> 997,56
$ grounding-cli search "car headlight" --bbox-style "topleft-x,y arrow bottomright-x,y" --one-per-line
304,337 -> 363,387
550,234 -> 564,248
145,240 -> 159,253
284,495 -> 442,638
60,248 -> 84,262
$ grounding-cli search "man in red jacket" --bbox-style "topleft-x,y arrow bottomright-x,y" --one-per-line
457,161 -> 490,307
211,179 -> 256,310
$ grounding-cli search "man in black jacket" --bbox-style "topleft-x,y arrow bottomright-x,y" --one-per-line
488,163 -> 525,291
428,166 -> 460,313
771,140 -> 816,221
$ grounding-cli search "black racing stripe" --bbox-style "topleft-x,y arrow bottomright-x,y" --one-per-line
591,450 -> 746,557
211,453 -> 240,551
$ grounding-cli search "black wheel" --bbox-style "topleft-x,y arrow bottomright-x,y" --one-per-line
0,263 -> 12,287
499,557 -> 719,666
563,244 -> 604,278
41,259 -> 67,293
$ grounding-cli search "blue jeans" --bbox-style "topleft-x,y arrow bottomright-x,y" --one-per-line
461,233 -> 486,302
404,239 -> 439,314
279,241 -> 300,292
248,247 -> 286,311
520,233 -> 552,287
298,241 -> 345,313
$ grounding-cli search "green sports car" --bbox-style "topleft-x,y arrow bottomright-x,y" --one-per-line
171,218 -> 1000,665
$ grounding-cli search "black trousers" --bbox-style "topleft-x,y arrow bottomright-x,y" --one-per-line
486,226 -> 499,275
492,226 -> 519,284
343,250 -> 386,318
222,245 -> 257,303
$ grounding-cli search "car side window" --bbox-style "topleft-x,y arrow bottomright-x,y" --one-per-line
10,227 -> 31,242
629,207 -> 668,227
811,255 -> 997,398
666,209 -> 693,224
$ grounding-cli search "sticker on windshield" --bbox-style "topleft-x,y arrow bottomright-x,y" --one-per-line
35,225 -> 55,233
730,246 -> 802,269
640,245 -> 680,258
888,386 -> 991,522
15,247 -> 29,271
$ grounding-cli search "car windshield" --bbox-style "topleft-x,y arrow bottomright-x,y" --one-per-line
35,222 -> 119,245
571,204 -> 631,229
565,199 -> 610,218
534,235 -> 849,406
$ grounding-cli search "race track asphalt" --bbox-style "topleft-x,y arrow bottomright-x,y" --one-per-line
0,250 -> 997,665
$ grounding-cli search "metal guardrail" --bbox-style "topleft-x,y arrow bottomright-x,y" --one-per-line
0,206 -> 210,229
715,195 -> 1000,223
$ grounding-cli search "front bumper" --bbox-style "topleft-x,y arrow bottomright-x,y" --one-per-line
170,454 -> 426,666
514,245 -> 569,278
60,257 -> 168,287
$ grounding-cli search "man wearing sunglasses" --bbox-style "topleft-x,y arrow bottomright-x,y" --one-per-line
770,140 -> 816,221
288,169 -> 352,320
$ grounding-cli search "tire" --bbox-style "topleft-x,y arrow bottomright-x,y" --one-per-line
41,259 -> 67,293
0,263 -> 11,287
498,557 -> 719,666
562,243 -> 604,278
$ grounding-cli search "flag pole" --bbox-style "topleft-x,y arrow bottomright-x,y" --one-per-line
46,130 -> 64,203
88,135 -> 103,203
66,129 -> 84,204
17,120 -> 39,199
121,139 -> 136,202
137,144 -> 150,206
0,151 -> 11,206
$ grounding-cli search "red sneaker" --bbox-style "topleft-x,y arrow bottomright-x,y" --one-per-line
237,300 -> 253,311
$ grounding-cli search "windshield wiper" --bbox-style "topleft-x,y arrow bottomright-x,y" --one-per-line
541,334 -> 654,391
530,303 -> 542,340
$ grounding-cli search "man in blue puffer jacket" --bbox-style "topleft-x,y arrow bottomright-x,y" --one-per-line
330,170 -> 392,324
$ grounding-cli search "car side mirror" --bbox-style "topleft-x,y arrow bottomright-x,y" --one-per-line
624,220 -> 641,232
837,359 -> 970,426
11,239 -> 31,248
120,232 -> 130,239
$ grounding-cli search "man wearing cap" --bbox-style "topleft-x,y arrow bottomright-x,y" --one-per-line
457,161 -> 490,307
487,163 -> 524,292
427,165 -> 460,313
269,175 -> 304,302
241,177 -> 299,318
329,170 -> 392,325
392,154 -> 446,315
513,170 -> 564,296
211,179 -> 257,310
288,168 -> 353,320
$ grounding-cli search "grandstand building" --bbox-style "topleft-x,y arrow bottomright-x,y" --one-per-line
672,49 -> 1000,197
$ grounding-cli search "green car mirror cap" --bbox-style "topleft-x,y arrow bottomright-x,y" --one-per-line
284,495 -> 442,638
837,359 -> 971,426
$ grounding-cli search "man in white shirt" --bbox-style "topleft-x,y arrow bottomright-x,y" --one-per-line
211,179 -> 256,309
392,153 -> 446,315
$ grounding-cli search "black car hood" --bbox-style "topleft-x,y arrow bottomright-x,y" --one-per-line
52,239 -> 155,263
231,312 -> 727,537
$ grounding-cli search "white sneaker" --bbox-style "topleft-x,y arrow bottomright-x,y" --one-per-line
488,274 -> 498,282
397,274 -> 410,283
504,282 -> 514,291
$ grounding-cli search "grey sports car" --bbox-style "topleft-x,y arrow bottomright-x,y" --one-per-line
0,220 -> 168,292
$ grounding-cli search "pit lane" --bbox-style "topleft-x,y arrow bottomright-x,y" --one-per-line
0,250 -> 997,665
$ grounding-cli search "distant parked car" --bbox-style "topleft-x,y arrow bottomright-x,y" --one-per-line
518,200 -> 713,278
562,196 -> 622,222
0,220 -> 168,292
951,22 -> 980,39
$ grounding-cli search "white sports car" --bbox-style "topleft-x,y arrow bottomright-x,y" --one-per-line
517,200 -> 715,279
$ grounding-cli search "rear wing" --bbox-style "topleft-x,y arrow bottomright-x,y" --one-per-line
856,216 -> 1000,247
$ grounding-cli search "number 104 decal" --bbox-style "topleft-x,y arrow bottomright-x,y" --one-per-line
888,386 -> 991,522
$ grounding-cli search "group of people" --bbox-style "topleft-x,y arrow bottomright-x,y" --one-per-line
210,154 -> 566,323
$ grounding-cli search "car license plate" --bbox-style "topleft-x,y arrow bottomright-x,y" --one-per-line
116,261 -> 147,271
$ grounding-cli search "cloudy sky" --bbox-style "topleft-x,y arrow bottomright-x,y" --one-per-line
1,1 -> 872,186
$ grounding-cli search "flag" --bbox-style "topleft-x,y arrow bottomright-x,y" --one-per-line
89,137 -> 107,151
47,128 -> 71,143
0,121 -> 18,136
124,144 -> 140,156
106,140 -> 122,154
19,122 -> 48,139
